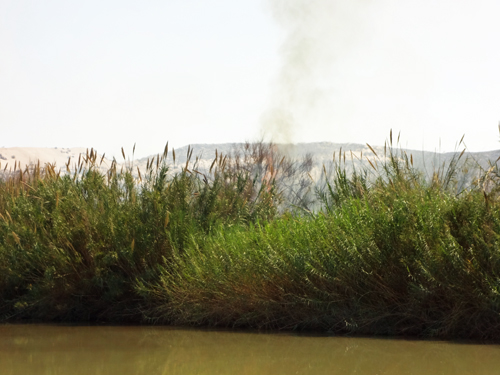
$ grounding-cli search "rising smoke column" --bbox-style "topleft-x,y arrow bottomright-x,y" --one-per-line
262,0 -> 375,144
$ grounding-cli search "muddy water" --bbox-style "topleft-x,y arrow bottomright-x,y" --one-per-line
0,325 -> 499,375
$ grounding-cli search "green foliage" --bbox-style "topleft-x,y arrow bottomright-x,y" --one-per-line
1,141 -> 500,340
0,148 -> 278,322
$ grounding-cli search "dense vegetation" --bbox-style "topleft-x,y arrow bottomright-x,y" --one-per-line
1,139 -> 500,340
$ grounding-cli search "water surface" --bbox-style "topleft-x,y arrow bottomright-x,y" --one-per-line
0,324 -> 498,375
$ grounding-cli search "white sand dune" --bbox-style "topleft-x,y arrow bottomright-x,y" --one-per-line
0,147 -> 113,173
2,144 -> 499,182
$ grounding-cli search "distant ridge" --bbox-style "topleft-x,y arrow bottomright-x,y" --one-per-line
135,142 -> 500,175
0,147 -> 112,175
2,143 -> 500,180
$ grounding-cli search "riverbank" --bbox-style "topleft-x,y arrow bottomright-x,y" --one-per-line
1,141 -> 500,340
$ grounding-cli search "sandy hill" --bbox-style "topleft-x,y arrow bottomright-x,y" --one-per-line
0,147 -> 113,174
2,143 -> 500,183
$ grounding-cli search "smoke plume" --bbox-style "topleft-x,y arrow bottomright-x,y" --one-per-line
262,0 -> 374,144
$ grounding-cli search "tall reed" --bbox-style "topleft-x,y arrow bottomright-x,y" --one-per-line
0,144 -> 278,321
1,138 -> 500,340
139,137 -> 500,339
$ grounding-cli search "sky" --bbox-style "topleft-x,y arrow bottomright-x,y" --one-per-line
1,0 -> 500,158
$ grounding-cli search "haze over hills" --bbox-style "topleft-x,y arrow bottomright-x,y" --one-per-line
2,143 -> 500,183
0,147 -> 114,175
134,142 -> 500,180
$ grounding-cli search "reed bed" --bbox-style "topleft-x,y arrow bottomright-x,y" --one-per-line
1,138 -> 500,340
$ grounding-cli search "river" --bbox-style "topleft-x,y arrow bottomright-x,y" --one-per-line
0,324 -> 498,374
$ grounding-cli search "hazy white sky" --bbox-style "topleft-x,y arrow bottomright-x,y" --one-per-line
1,0 -> 500,157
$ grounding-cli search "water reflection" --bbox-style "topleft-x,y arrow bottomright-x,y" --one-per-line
0,324 -> 498,375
